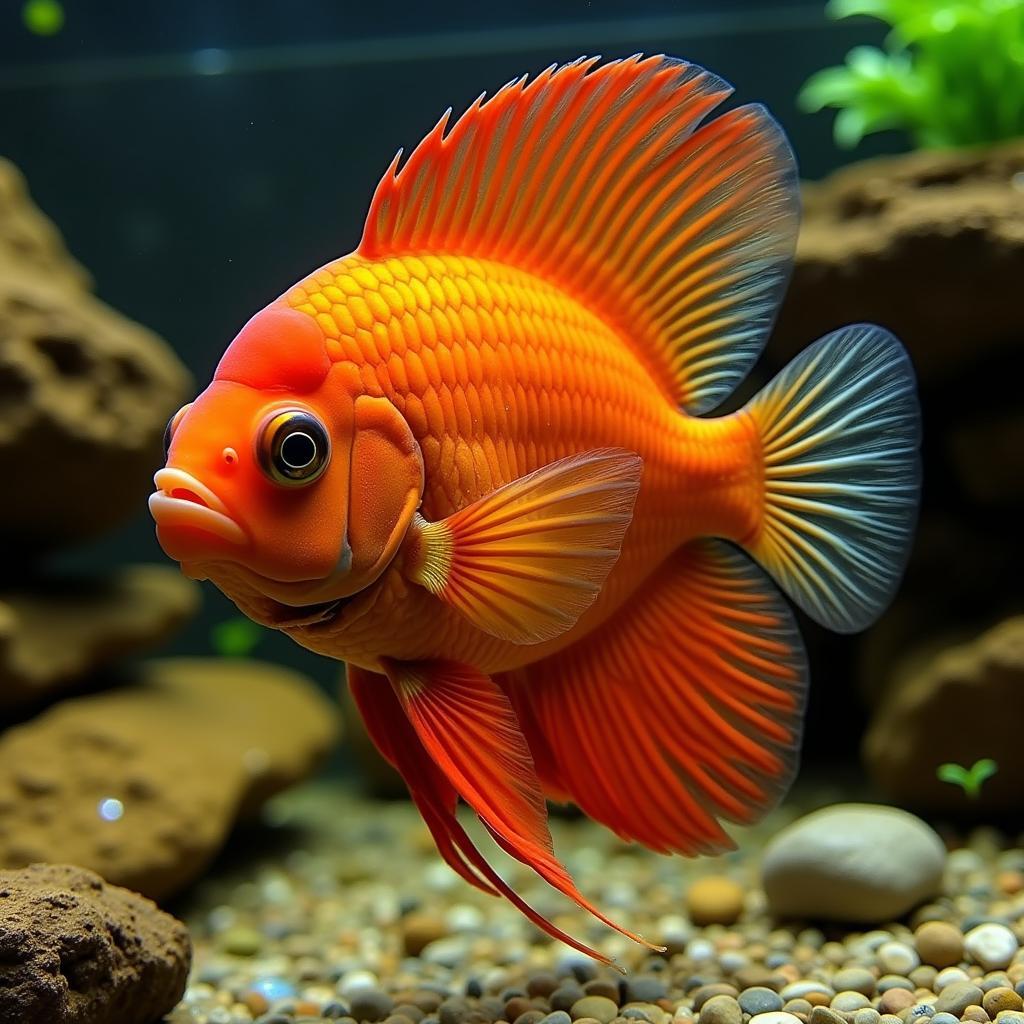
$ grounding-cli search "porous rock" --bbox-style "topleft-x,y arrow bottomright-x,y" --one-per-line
0,564 -> 198,711
0,861 -> 189,1024
761,803 -> 945,922
0,158 -> 89,290
773,139 -> 1024,384
0,658 -> 340,900
0,158 -> 190,555
863,618 -> 1024,812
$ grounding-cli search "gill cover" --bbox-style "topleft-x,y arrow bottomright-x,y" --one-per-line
346,394 -> 425,590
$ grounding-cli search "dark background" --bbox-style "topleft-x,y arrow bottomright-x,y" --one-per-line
2,0 -> 900,764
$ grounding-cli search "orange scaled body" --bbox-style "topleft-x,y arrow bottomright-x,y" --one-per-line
150,55 -> 920,965
280,252 -> 760,673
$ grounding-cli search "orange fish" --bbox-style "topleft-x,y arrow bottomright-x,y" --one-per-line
150,55 -> 920,964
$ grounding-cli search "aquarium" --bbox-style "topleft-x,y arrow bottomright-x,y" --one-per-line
1,2 -> 1023,1023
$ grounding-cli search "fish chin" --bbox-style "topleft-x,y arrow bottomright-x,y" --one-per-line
196,560 -> 350,631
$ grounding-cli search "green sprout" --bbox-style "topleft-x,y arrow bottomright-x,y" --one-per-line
799,0 -> 1024,149
22,0 -> 65,36
936,758 -> 999,799
210,616 -> 263,658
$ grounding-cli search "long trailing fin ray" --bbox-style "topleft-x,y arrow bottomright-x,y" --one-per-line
743,324 -> 921,633
346,665 -> 498,897
360,55 -> 798,414
407,448 -> 641,645
349,666 -> 642,965
381,659 -> 660,961
501,539 -> 807,856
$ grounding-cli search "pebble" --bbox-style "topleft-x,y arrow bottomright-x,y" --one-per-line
542,1014 -> 573,1024
686,876 -> 745,926
935,984 -> 984,1017
854,1010 -> 882,1024
401,914 -> 448,957
879,991 -> 917,1015
698,995 -> 743,1024
762,805 -> 946,922
781,983 -> 835,1001
916,922 -> 966,969
929,1015 -> 960,1024
739,989 -> 785,1015
569,996 -> 619,1024
693,986 -> 740,1011
965,923 -> 1020,970
810,1008 -> 847,1024
834,969 -> 877,997
983,989 -> 1023,1015
878,977 -> 915,993
221,925 -> 264,957
878,941 -> 920,974
552,986 -> 586,1013
835,992 -> 873,1012
748,1014 -> 802,1024
935,968 -> 971,991
626,978 -> 668,1003
349,989 -> 395,1022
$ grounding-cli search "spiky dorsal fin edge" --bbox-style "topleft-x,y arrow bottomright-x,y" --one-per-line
359,54 -> 799,414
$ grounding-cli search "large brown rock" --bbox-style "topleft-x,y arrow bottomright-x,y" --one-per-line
0,158 -> 88,291
863,617 -> 1024,812
0,565 -> 198,711
0,658 -> 340,900
0,158 -> 190,556
774,139 -> 1024,382
0,862 -> 189,1024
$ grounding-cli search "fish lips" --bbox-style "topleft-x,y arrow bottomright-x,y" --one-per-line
149,467 -> 247,563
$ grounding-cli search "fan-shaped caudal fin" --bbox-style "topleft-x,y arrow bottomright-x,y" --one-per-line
742,325 -> 921,633
375,658 -> 662,963
361,55 -> 798,414
499,540 -> 807,856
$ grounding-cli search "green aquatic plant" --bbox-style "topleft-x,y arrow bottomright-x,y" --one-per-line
22,0 -> 64,36
211,616 -> 263,658
799,0 -> 1024,149
936,758 -> 998,799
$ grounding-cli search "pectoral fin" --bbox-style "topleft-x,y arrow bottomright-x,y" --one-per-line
406,448 -> 642,644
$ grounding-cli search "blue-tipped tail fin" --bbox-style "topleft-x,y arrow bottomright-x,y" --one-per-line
743,324 -> 921,633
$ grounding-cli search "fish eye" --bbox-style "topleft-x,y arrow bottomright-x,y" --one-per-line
258,409 -> 331,487
162,403 -> 192,459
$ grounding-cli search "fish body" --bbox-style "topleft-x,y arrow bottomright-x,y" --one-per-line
151,55 -> 921,964
261,251 -> 759,672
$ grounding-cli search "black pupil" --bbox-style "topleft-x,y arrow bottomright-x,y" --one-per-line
280,430 -> 317,469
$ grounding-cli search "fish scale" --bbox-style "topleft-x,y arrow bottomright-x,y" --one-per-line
283,251 -> 718,527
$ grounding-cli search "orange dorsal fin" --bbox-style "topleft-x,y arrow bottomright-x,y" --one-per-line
360,55 -> 799,414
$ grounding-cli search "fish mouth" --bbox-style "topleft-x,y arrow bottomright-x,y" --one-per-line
149,468 -> 246,547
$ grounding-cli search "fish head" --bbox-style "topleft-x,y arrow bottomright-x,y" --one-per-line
149,302 -> 424,621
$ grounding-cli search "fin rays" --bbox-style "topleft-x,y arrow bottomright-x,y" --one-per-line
361,55 -> 798,414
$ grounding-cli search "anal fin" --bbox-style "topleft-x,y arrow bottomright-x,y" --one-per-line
501,539 -> 807,855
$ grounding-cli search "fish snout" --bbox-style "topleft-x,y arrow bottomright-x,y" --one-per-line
149,467 -> 246,550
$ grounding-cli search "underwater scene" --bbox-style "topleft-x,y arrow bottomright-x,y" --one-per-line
2,0 -> 1024,1022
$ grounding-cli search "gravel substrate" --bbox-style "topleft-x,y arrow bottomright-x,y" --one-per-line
168,784 -> 1024,1024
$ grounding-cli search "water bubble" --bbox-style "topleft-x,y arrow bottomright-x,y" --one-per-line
98,797 -> 124,822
